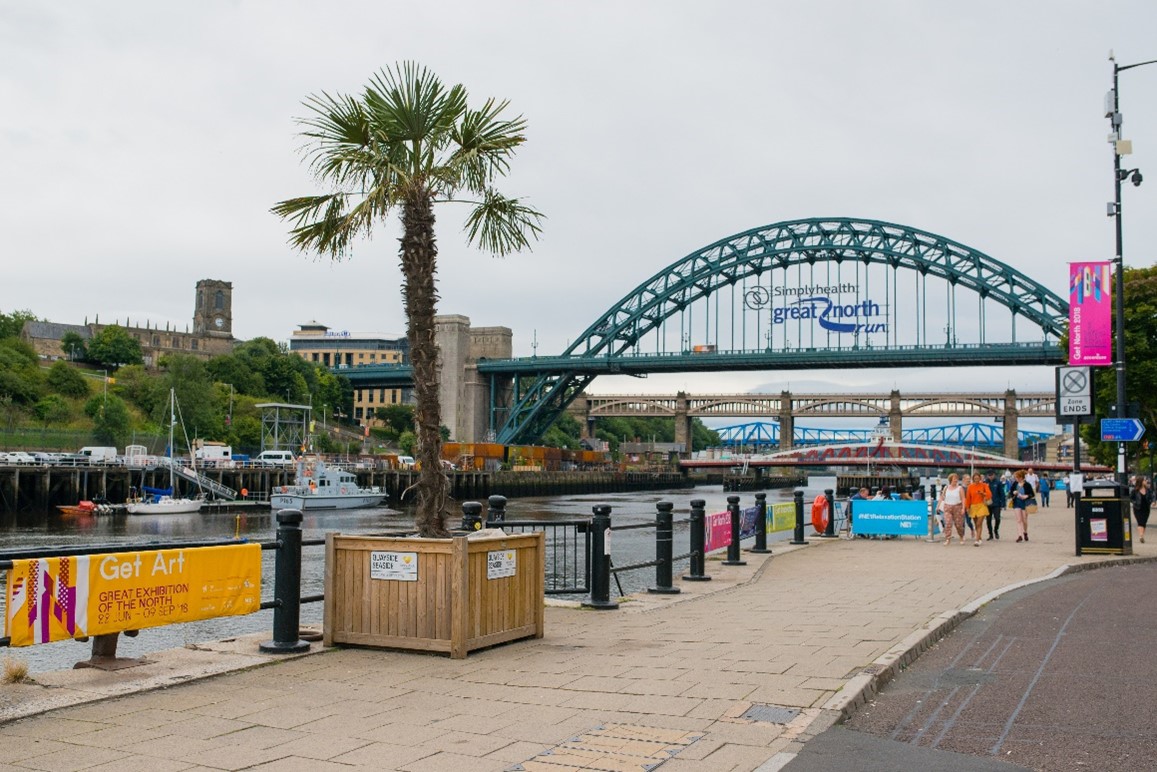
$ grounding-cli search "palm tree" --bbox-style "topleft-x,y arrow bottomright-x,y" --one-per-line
272,62 -> 543,537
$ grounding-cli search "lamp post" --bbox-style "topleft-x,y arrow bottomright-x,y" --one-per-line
1107,52 -> 1157,485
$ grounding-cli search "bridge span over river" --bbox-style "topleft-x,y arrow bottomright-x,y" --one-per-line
340,218 -> 1068,448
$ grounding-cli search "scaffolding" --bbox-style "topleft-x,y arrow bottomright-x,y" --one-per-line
257,402 -> 311,453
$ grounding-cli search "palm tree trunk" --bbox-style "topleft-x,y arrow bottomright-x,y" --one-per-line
401,190 -> 450,537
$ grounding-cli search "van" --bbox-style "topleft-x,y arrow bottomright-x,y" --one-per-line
396,455 -> 416,469
194,442 -> 233,466
256,450 -> 295,467
78,446 -> 118,463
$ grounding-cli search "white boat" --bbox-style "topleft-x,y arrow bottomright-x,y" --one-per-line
127,389 -> 204,515
270,457 -> 386,510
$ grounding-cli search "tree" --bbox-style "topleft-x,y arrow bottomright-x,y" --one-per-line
84,393 -> 131,446
86,325 -> 144,369
375,404 -> 415,438
33,394 -> 70,425
0,309 -> 36,340
273,62 -> 543,537
46,361 -> 91,398
60,331 -> 86,361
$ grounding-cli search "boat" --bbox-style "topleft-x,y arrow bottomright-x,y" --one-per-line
270,456 -> 386,510
126,389 -> 204,515
57,499 -> 116,516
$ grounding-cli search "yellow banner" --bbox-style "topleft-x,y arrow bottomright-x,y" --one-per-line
770,502 -> 796,533
5,544 -> 261,647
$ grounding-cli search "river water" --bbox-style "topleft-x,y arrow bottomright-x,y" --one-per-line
0,485 -> 815,674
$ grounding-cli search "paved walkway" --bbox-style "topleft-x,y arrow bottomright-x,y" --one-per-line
0,501 -> 1144,771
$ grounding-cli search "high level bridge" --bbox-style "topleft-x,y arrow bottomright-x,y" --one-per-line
340,218 -> 1068,448
570,390 -> 1057,458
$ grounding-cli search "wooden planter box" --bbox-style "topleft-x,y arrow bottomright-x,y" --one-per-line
323,531 -> 545,658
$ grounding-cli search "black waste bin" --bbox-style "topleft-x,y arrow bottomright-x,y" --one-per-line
1077,479 -> 1132,556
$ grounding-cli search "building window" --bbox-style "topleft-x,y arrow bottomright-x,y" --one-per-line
391,390 -> 398,404
214,290 -> 225,310
153,335 -> 160,346
355,407 -> 363,419
367,390 -> 374,404
191,339 -> 198,351
311,353 -> 319,362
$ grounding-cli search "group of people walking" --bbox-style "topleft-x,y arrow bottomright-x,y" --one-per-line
939,469 -> 1041,546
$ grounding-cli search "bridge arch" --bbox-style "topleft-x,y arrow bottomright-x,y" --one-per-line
495,217 -> 1068,444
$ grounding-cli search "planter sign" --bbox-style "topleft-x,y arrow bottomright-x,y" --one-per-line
370,551 -> 417,581
487,550 -> 517,579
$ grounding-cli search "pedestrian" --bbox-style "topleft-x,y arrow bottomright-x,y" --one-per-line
984,470 -> 1003,539
1132,477 -> 1153,544
1063,473 -> 1074,508
844,486 -> 869,538
939,472 -> 968,545
1025,467 -> 1040,496
965,473 -> 993,546
1011,469 -> 1037,542
1039,473 -> 1052,507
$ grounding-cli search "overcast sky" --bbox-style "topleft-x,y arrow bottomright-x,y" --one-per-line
3,1 -> 1155,430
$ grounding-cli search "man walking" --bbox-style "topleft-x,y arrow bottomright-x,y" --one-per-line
985,470 -> 1003,539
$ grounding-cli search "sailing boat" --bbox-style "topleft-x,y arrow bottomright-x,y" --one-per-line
126,388 -> 203,515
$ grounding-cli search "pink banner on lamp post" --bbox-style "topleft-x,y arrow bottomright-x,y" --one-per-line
1069,262 -> 1113,365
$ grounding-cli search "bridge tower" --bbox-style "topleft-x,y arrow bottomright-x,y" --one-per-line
778,391 -> 794,450
435,316 -> 512,444
673,392 -> 692,455
1003,390 -> 1019,459
889,390 -> 903,442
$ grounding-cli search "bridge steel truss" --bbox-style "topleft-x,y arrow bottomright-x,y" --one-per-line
713,422 -> 1054,449
490,218 -> 1069,445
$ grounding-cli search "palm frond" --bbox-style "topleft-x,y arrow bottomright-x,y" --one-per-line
463,191 -> 544,256
449,98 -> 528,192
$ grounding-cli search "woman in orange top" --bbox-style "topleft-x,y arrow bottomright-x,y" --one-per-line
965,473 -> 993,547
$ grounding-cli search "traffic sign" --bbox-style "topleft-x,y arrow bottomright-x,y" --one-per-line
1056,366 -> 1094,420
1101,418 -> 1146,442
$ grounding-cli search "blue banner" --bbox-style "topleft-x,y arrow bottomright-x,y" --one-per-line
851,500 -> 929,537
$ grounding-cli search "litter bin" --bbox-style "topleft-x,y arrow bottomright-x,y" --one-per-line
1077,479 -> 1132,556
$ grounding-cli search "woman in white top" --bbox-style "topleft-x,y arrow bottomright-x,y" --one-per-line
939,473 -> 968,545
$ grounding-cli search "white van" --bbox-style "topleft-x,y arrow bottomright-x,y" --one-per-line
78,446 -> 118,463
256,450 -> 295,467
396,455 -> 416,470
194,442 -> 233,466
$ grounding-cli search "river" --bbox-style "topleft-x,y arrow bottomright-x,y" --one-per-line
0,484 -> 817,674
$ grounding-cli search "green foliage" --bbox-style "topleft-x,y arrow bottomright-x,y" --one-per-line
0,309 -> 37,340
46,361 -> 91,398
33,394 -> 70,425
374,404 -> 415,438
84,393 -> 131,446
0,338 -> 45,405
60,331 -> 86,361
541,413 -> 583,450
86,325 -> 144,369
590,416 -> 719,452
397,430 -> 417,455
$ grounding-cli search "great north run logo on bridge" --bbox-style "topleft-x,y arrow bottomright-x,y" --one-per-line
744,283 -> 887,334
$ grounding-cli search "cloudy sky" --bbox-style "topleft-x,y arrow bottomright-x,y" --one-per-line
3,1 -> 1155,429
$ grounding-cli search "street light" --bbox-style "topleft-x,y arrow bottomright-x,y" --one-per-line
1107,51 -> 1157,484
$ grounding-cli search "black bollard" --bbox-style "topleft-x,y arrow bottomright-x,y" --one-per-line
750,492 -> 771,554
648,501 -> 680,594
822,488 -> 837,538
791,490 -> 809,545
683,499 -> 712,581
461,501 -> 483,531
583,505 -> 619,609
722,495 -> 747,565
486,495 -> 507,526
260,510 -> 311,653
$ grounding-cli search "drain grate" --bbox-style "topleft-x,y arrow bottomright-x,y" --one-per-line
741,704 -> 801,724
508,723 -> 702,771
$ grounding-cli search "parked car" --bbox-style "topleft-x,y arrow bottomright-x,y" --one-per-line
5,451 -> 36,465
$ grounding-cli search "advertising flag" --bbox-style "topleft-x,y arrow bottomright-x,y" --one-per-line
1069,262 -> 1113,365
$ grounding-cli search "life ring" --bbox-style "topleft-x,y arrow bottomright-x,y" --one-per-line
811,494 -> 830,534
340,485 -> 349,495
279,486 -> 287,494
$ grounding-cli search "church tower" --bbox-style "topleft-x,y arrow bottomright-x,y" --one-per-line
193,279 -> 233,336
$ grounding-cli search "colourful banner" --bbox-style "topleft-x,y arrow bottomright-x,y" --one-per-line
1069,262 -> 1113,365
849,500 -> 928,537
704,510 -> 731,552
770,502 -> 796,533
5,544 -> 261,647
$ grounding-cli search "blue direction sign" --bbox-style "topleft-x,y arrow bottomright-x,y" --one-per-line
1101,418 -> 1146,442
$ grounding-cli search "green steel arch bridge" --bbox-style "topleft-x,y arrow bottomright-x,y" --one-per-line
339,218 -> 1069,445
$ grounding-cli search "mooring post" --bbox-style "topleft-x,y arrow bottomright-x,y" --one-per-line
722,495 -> 747,565
750,492 -> 771,554
584,505 -> 619,609
823,488 -> 837,537
648,501 -> 680,594
791,490 -> 808,545
683,499 -> 712,581
461,501 -> 483,531
486,494 -> 507,526
260,510 -> 310,654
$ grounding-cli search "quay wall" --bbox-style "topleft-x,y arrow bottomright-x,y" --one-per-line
0,465 -> 692,513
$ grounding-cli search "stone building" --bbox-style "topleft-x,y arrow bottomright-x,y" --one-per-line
21,279 -> 236,367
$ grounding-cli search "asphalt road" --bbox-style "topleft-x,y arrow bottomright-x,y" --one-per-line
786,560 -> 1157,772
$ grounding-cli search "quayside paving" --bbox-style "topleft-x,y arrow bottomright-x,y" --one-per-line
0,503 -> 1143,771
